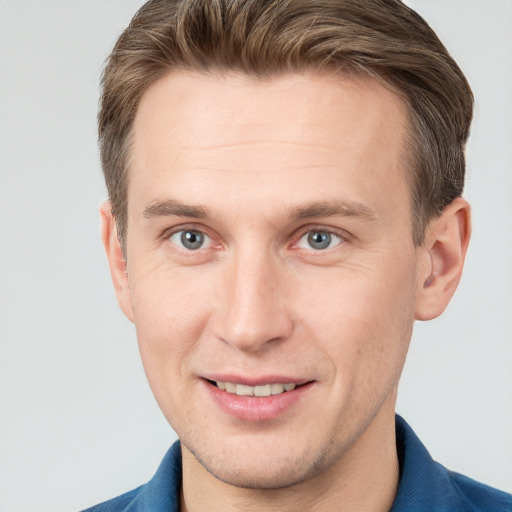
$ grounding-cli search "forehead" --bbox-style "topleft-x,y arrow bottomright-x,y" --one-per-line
133,69 -> 408,155
129,69 -> 410,220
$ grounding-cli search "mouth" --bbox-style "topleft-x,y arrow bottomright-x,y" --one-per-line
208,380 -> 302,397
203,377 -> 314,421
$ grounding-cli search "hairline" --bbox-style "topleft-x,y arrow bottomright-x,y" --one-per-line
115,65 -> 428,254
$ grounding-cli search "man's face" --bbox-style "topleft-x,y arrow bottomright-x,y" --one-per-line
120,70 -> 425,487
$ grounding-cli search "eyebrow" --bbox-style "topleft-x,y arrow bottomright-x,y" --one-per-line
289,200 -> 377,222
143,199 -> 209,219
142,198 -> 376,222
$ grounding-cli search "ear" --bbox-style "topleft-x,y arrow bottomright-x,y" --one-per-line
100,201 -> 135,322
415,198 -> 471,321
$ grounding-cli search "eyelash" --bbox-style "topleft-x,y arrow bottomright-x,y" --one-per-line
162,224 -> 349,253
292,225 -> 348,252
162,224 -> 219,252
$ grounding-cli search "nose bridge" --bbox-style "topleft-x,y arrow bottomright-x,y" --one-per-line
215,244 -> 292,352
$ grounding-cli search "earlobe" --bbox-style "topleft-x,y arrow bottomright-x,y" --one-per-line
415,198 -> 471,321
100,201 -> 135,322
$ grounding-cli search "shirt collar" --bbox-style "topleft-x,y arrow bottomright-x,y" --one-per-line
138,415 -> 486,512
392,414 -> 472,512
137,441 -> 182,511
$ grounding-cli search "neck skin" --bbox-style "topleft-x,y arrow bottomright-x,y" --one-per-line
180,393 -> 400,512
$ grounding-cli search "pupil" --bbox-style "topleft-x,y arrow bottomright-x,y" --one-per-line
308,231 -> 331,250
182,230 -> 203,250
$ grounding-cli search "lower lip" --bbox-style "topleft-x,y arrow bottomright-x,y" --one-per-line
203,380 -> 314,421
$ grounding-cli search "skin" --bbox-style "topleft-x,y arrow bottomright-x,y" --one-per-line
101,70 -> 470,512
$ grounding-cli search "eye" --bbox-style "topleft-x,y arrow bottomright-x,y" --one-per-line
169,229 -> 212,251
297,230 -> 343,251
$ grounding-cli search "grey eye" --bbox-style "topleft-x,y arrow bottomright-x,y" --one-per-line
170,229 -> 210,250
308,231 -> 332,250
297,230 -> 342,250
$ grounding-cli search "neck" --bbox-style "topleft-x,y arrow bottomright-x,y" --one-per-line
180,403 -> 399,512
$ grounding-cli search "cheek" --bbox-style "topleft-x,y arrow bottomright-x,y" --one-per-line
128,272 -> 216,429
297,261 -> 417,375
128,269 -> 212,382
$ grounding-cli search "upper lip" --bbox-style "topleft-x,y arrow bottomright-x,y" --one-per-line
202,374 -> 311,386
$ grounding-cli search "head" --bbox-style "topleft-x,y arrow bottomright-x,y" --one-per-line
99,0 -> 472,493
99,0 -> 473,252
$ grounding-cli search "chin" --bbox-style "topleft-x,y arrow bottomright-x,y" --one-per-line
185,439 -> 338,490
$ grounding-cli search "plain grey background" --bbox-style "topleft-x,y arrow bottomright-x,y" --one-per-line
0,1 -> 511,511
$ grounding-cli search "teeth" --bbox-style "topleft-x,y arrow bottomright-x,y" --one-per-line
271,383 -> 285,394
254,384 -> 271,397
215,381 -> 297,396
236,384 -> 254,396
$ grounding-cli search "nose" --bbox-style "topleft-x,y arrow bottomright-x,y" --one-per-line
212,248 -> 294,353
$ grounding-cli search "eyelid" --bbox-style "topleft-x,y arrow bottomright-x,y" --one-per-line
161,223 -> 219,250
159,222 -> 350,253
297,233 -> 342,252
291,225 -> 350,248
170,230 -> 212,250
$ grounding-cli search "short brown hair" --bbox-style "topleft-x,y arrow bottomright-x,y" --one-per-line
99,0 -> 473,248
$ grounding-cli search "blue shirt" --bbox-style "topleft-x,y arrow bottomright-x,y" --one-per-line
82,416 -> 512,511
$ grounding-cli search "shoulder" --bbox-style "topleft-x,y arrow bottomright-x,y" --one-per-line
393,415 -> 512,512
80,441 -> 182,512
447,469 -> 512,512
80,487 -> 143,512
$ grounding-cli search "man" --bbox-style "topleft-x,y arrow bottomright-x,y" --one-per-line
84,0 -> 512,510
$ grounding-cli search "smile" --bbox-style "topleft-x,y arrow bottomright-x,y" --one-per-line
214,381 -> 297,397
204,378 -> 314,421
